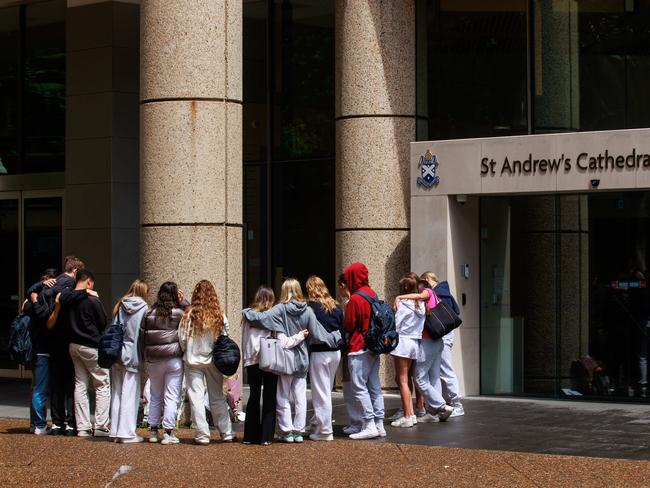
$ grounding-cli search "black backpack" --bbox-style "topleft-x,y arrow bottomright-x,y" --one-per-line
9,313 -> 32,366
98,321 -> 124,369
212,335 -> 241,377
355,291 -> 398,354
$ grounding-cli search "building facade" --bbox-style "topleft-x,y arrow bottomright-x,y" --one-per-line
0,0 -> 649,402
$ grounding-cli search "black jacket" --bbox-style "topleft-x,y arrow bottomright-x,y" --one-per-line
60,290 -> 107,349
307,302 -> 344,352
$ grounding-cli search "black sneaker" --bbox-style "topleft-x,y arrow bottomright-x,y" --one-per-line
64,425 -> 76,436
50,424 -> 63,435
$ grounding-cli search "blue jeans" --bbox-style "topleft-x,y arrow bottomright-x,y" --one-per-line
31,354 -> 50,429
414,338 -> 445,410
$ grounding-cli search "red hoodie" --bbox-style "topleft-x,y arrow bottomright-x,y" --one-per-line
343,262 -> 376,354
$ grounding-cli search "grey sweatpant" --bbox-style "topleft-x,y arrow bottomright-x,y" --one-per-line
349,352 -> 384,425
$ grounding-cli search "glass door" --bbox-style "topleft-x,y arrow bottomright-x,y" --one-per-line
0,192 -> 62,378
0,196 -> 19,375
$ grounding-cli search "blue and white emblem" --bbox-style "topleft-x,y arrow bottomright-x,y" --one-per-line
417,149 -> 440,188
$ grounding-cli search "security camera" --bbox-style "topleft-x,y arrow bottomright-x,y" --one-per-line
456,194 -> 468,205
590,179 -> 600,188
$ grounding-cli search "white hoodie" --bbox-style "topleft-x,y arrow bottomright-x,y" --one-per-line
395,300 -> 425,339
179,313 -> 229,368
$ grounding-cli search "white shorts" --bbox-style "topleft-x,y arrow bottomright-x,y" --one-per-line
391,337 -> 420,360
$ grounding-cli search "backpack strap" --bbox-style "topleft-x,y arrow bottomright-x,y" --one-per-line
352,291 -> 378,337
354,291 -> 377,304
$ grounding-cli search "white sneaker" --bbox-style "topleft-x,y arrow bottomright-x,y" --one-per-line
375,423 -> 387,437
387,409 -> 405,421
309,433 -> 334,441
77,429 -> 92,437
34,426 -> 51,435
437,405 -> 454,422
349,424 -> 379,440
149,430 -> 159,443
410,415 -> 418,424
194,438 -> 210,445
120,435 -> 144,444
222,433 -> 235,443
390,416 -> 414,428
450,403 -> 465,418
417,413 -> 439,423
93,428 -> 110,437
161,432 -> 180,445
342,425 -> 361,435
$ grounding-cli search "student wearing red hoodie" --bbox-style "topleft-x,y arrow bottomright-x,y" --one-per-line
343,262 -> 385,440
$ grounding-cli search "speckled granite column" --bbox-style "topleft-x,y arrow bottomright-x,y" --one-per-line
140,1 -> 242,335
335,1 -> 415,387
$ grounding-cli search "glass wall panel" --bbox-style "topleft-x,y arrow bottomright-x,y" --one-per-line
0,7 -> 20,175
271,159 -> 335,290
23,0 -> 65,173
0,199 -> 19,370
481,192 -> 650,401
24,197 -> 62,287
271,0 -> 334,161
534,0 -> 650,133
419,0 -> 528,140
243,0 -> 335,302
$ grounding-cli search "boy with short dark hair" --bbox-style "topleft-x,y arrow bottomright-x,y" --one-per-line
61,269 -> 110,437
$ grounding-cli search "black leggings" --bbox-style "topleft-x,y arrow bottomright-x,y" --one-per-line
244,365 -> 278,444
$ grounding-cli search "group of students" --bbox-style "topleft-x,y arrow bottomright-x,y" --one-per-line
24,256 -> 463,445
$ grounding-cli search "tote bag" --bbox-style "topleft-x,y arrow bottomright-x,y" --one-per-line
259,335 -> 295,375
424,300 -> 462,340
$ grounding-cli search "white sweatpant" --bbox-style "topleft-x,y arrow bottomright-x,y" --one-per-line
276,374 -> 307,434
308,351 -> 341,435
147,357 -> 183,430
414,338 -> 445,411
110,363 -> 141,439
440,331 -> 461,403
185,363 -> 233,441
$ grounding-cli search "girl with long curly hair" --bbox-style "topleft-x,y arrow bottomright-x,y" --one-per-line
178,280 -> 234,444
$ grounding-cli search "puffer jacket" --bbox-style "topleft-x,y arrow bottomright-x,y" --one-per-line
140,307 -> 184,361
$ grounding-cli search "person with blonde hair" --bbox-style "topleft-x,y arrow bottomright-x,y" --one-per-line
110,279 -> 149,443
305,275 -> 344,441
242,278 -> 341,443
179,280 -> 234,445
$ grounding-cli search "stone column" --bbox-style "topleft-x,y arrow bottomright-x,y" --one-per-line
140,1 -> 243,335
335,1 -> 415,386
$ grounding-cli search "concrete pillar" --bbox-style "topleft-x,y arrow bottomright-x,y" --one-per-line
335,1 -> 415,386
140,1 -> 243,334
65,1 -> 140,312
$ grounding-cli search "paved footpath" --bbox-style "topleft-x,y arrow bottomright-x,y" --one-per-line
1,417 -> 650,487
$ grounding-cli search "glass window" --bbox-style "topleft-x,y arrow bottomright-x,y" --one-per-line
271,0 -> 334,161
24,197 -> 62,287
0,1 -> 65,175
0,7 -> 20,175
418,0 -> 528,140
23,0 -> 66,173
243,0 -> 335,302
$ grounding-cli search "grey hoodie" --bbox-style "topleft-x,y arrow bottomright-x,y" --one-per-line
242,301 -> 342,378
115,297 -> 148,373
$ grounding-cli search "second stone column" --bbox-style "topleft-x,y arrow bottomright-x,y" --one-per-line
140,1 -> 243,336
335,0 -> 415,386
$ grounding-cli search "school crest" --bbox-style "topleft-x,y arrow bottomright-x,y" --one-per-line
417,149 -> 440,188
